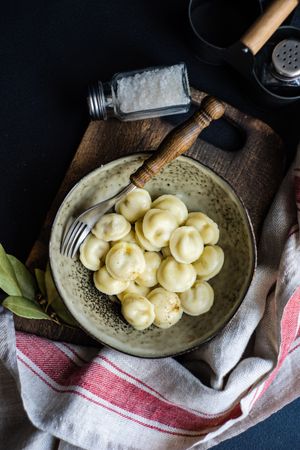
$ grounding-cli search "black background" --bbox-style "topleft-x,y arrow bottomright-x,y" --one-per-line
1,1 -> 300,447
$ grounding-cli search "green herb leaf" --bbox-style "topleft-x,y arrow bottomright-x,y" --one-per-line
2,296 -> 51,320
45,263 -> 57,307
45,263 -> 77,327
51,298 -> 77,327
8,255 -> 37,302
0,244 -> 22,297
34,268 -> 46,297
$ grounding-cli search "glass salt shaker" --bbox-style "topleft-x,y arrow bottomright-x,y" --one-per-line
87,63 -> 191,121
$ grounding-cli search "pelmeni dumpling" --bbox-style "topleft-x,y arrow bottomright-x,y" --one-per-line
94,266 -> 129,295
136,251 -> 162,287
79,235 -> 109,271
152,194 -> 188,225
157,256 -> 196,292
115,228 -> 137,245
142,209 -> 177,248
185,212 -> 219,245
92,213 -> 131,242
105,242 -> 146,281
135,220 -> 161,252
148,288 -> 183,329
161,246 -> 171,258
117,281 -> 150,302
115,188 -> 152,223
121,293 -> 155,330
193,245 -> 224,280
179,281 -> 214,316
169,226 -> 204,264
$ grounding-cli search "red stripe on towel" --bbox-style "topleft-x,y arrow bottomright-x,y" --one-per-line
258,287 -> 300,399
17,354 -> 205,438
16,333 -> 241,432
61,343 -> 232,419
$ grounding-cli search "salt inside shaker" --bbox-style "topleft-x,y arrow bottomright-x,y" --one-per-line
88,63 -> 191,121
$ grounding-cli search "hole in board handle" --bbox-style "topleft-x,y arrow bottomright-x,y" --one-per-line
165,105 -> 246,153
197,115 -> 246,152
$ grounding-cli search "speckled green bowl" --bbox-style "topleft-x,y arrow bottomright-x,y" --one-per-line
49,153 -> 256,358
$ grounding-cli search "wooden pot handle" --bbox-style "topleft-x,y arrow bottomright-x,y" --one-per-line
240,0 -> 299,56
130,96 -> 225,188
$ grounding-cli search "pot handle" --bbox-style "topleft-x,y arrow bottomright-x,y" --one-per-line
240,0 -> 299,55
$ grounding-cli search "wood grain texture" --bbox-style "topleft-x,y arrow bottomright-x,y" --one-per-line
14,87 -> 285,345
241,0 -> 299,55
130,97 -> 225,187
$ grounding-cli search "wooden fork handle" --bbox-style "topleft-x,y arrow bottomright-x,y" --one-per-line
130,96 -> 225,188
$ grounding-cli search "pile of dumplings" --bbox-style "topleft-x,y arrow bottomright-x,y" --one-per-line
79,189 -> 224,331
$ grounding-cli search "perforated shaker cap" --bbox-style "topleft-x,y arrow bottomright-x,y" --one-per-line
272,39 -> 300,79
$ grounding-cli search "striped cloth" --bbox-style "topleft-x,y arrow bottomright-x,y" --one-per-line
1,152 -> 300,449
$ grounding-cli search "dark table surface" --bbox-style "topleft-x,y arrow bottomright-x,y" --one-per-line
1,0 -> 300,448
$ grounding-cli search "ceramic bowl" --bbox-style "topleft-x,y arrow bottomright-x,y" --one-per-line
49,153 -> 256,358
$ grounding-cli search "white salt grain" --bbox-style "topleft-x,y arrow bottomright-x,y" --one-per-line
117,65 -> 190,113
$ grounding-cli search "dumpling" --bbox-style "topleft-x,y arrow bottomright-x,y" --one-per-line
157,256 -> 196,292
79,234 -> 109,271
136,251 -> 162,287
161,246 -> 171,258
115,188 -> 152,223
105,242 -> 146,281
179,281 -> 214,316
114,228 -> 137,245
94,266 -> 129,295
92,213 -> 131,242
148,287 -> 183,329
169,226 -> 204,264
142,209 -> 177,248
185,212 -> 219,245
152,194 -> 188,225
121,293 -> 155,330
117,281 -> 150,302
193,245 -> 224,280
135,220 -> 161,252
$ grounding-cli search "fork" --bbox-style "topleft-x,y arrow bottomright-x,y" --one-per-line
61,184 -> 136,258
61,96 -> 225,258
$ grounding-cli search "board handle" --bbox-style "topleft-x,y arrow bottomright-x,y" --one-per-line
130,96 -> 225,188
240,0 -> 299,56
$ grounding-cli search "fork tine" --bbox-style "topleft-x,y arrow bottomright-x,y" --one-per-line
69,225 -> 91,258
61,220 -> 81,256
64,222 -> 86,257
60,220 -> 78,254
61,222 -> 77,255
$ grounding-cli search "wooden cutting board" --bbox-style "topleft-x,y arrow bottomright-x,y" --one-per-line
14,88 -> 285,346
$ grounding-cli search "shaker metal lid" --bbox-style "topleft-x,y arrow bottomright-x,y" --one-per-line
272,39 -> 300,79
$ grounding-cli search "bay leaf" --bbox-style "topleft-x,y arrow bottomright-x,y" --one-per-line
2,296 -> 51,320
45,263 -> 58,306
51,297 -> 78,327
0,244 -> 22,297
34,268 -> 46,297
8,255 -> 37,302
45,263 -> 77,327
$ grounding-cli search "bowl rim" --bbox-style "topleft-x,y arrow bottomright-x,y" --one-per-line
49,152 -> 257,358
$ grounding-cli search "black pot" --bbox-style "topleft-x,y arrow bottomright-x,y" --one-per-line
188,0 -> 262,65
188,0 -> 300,106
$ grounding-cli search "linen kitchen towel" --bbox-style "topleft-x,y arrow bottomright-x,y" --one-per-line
1,148 -> 300,450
